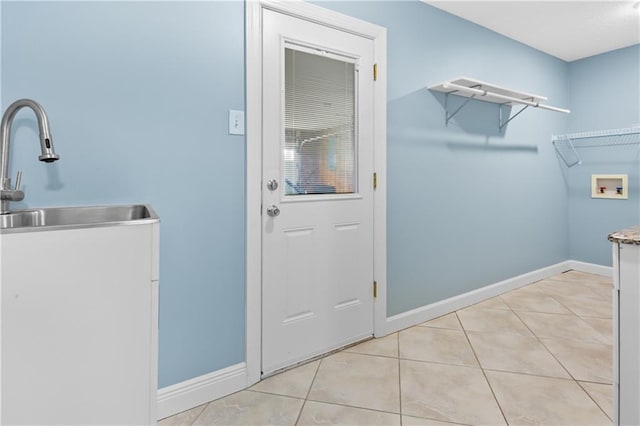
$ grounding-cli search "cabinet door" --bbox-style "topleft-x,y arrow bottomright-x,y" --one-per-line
618,244 -> 640,426
1,225 -> 154,425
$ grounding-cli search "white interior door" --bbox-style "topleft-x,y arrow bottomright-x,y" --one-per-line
261,8 -> 376,375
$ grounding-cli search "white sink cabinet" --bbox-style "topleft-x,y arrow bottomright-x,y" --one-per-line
0,215 -> 159,425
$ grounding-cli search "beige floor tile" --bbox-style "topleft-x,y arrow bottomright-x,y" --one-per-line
193,391 -> 303,426
588,286 -> 614,302
250,360 -> 320,398
158,404 -> 207,426
486,370 -> 611,426
580,381 -> 613,420
541,338 -> 613,384
343,333 -> 398,358
508,286 -> 551,303
297,401 -> 400,425
468,296 -> 511,310
399,326 -> 477,367
501,289 -> 573,314
534,279 -> 601,300
516,311 -> 609,344
581,278 -> 614,291
518,280 -> 555,294
550,270 -> 612,285
467,331 -> 570,379
457,307 -> 533,336
547,272 -> 577,282
418,312 -> 462,330
308,352 -> 400,413
400,360 -> 506,425
402,415 -> 468,425
510,283 -> 564,303
554,294 -> 612,319
581,317 -> 613,345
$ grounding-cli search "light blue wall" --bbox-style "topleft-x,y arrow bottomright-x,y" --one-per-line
565,45 -> 640,265
1,1 -> 246,388
4,0 -> 629,390
316,1 -> 570,315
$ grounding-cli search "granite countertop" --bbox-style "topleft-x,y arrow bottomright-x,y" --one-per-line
609,226 -> 640,245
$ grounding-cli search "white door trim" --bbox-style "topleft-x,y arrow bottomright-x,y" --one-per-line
246,0 -> 387,386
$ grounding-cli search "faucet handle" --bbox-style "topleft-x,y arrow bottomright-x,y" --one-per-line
14,170 -> 22,191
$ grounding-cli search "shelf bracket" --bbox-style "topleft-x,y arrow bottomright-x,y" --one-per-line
564,138 -> 581,167
445,92 -> 476,126
499,104 -> 529,131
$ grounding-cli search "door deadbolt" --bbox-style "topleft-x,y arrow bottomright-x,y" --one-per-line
266,205 -> 280,217
267,179 -> 278,191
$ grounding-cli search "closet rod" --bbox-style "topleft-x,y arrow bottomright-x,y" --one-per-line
442,82 -> 571,114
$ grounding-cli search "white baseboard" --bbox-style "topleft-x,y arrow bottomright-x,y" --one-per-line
566,260 -> 613,277
378,261 -> 572,336
157,362 -> 246,420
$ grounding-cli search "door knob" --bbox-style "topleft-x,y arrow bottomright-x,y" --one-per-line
267,179 -> 278,191
266,205 -> 280,217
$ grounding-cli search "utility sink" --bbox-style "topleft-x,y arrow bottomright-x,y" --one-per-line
0,203 -> 159,424
0,204 -> 158,232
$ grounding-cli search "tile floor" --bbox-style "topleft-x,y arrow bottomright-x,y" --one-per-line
160,270 -> 614,425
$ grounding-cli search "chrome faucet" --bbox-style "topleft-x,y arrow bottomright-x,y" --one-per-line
0,99 -> 59,214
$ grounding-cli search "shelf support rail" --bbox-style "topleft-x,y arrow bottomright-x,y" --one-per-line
444,92 -> 476,126
499,104 -> 529,131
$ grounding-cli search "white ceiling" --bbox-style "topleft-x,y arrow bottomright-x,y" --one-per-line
423,1 -> 640,62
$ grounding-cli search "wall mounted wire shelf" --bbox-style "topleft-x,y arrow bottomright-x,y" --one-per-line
552,126 -> 640,167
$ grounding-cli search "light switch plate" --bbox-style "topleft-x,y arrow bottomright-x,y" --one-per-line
229,110 -> 245,135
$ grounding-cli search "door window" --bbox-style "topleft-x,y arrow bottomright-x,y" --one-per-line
283,47 -> 357,196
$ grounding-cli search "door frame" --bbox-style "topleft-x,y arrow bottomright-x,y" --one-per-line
245,0 -> 387,385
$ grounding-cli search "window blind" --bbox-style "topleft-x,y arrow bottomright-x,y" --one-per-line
284,47 -> 356,196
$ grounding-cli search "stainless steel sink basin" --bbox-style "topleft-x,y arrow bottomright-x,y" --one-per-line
0,204 -> 158,233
